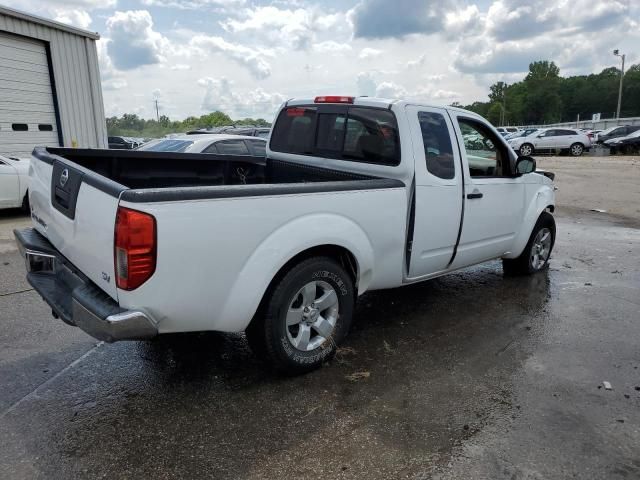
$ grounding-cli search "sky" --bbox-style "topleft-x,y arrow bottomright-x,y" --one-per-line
5,0 -> 640,121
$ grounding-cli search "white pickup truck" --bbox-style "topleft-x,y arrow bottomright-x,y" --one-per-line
15,96 -> 556,373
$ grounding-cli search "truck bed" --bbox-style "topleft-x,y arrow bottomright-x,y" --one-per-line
35,147 -> 401,196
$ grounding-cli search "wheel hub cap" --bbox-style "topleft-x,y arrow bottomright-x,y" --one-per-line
285,280 -> 339,351
530,227 -> 552,270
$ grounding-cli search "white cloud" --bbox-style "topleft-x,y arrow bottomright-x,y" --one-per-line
198,77 -> 285,118
359,48 -> 382,59
356,72 -> 377,96
375,81 -> 407,99
105,10 -> 170,70
170,64 -> 191,70
444,5 -> 483,37
312,41 -> 351,54
221,6 -> 344,50
189,35 -> 272,79
54,9 -> 92,29
140,0 -> 245,10
406,54 -> 426,69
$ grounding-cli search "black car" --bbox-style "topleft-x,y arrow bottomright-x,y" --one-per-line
108,136 -> 135,149
604,130 -> 640,154
597,125 -> 640,143
186,126 -> 270,138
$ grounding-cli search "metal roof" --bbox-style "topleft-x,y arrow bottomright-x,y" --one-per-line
0,5 -> 100,39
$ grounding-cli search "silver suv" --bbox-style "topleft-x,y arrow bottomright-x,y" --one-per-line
508,128 -> 591,156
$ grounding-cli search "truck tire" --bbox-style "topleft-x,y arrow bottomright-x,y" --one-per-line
569,143 -> 584,156
246,256 -> 355,374
503,212 -> 556,276
519,143 -> 534,156
21,192 -> 29,212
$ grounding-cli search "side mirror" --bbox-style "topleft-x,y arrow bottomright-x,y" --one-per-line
515,156 -> 536,176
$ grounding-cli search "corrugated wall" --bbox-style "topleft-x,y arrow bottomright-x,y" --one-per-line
0,13 -> 107,148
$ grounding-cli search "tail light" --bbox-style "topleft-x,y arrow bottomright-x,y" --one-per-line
314,95 -> 354,104
114,206 -> 156,290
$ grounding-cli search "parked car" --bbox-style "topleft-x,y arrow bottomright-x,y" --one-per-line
508,128 -> 591,156
0,154 -> 29,210
16,96 -> 555,374
108,136 -> 135,150
186,126 -> 271,138
604,129 -> 640,154
137,134 -> 266,157
596,125 -> 640,144
505,128 -> 539,140
496,127 -> 520,137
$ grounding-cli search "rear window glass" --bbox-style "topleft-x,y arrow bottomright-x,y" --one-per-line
215,140 -> 249,155
138,139 -> 193,152
270,105 -> 400,165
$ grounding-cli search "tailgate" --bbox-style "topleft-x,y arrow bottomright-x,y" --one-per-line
29,150 -> 125,300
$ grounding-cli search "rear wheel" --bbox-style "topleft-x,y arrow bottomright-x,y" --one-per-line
519,143 -> 534,156
569,143 -> 584,156
503,212 -> 555,275
246,256 -> 355,374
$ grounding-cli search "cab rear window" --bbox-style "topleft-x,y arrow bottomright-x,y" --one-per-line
270,105 -> 400,165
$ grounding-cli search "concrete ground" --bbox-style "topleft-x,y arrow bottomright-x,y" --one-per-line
0,156 -> 638,479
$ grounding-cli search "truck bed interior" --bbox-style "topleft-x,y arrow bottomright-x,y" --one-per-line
39,147 -> 372,189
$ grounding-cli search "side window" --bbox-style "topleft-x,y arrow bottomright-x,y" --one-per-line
417,111 -> 455,180
202,143 -> 218,154
215,140 -> 250,155
248,140 -> 266,156
458,118 -> 510,178
343,107 -> 399,165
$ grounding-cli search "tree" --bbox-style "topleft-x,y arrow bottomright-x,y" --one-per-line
463,61 -> 640,126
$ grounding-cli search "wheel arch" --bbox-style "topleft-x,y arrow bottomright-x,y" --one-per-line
217,213 -> 374,332
503,186 -> 556,259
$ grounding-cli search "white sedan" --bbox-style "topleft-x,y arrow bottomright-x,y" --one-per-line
0,154 -> 29,210
137,134 -> 266,156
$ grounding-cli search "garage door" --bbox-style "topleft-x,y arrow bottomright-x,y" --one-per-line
0,31 -> 60,158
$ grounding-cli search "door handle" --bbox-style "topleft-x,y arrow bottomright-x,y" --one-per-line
467,192 -> 483,199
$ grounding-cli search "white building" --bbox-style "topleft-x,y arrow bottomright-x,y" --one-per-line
0,5 -> 107,157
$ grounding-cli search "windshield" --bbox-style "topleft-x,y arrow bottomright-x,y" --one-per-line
137,139 -> 194,152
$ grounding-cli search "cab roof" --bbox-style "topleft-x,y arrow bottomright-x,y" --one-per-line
284,96 -> 476,117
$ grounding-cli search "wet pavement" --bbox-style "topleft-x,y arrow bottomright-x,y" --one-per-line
1,201 -> 639,478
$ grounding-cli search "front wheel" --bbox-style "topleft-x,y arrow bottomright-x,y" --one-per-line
519,143 -> 534,156
246,256 -> 355,374
503,212 -> 556,275
570,143 -> 584,156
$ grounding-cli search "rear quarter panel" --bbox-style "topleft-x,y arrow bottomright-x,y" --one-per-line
117,186 -> 407,333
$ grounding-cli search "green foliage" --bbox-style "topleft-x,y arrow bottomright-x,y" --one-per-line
462,60 -> 640,125
106,111 -> 271,138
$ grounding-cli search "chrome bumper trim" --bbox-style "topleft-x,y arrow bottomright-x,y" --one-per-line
72,300 -> 158,343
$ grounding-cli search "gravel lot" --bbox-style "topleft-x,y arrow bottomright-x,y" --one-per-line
0,155 -> 638,479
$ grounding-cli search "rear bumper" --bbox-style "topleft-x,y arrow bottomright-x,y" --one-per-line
14,228 -> 157,342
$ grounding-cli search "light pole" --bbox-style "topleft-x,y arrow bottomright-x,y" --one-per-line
613,49 -> 625,119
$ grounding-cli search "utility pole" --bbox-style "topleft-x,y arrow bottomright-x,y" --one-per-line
613,50 -> 625,119
155,99 -> 160,122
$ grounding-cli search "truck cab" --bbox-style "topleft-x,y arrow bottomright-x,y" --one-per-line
268,96 -> 554,281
